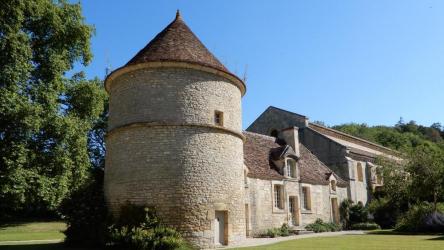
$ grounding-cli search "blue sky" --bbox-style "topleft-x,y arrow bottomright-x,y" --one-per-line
75,0 -> 444,129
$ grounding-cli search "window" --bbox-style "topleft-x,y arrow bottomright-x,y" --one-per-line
330,180 -> 337,191
214,111 -> 224,126
244,169 -> 248,187
273,185 -> 284,209
301,186 -> 311,210
270,129 -> 278,138
286,159 -> 297,178
377,174 -> 383,185
357,162 -> 364,182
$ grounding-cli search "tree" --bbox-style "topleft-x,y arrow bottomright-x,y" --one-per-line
0,0 -> 106,219
407,145 -> 444,211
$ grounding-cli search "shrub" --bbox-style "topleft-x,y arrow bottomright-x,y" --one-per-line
279,223 -> 290,236
349,202 -> 368,224
264,228 -> 281,238
60,168 -> 107,247
368,197 -> 401,229
305,219 -> 341,233
350,222 -> 381,230
395,202 -> 444,233
340,200 -> 369,229
108,203 -> 190,250
262,223 -> 291,238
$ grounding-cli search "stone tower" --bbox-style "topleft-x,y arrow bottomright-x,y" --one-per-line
104,12 -> 246,249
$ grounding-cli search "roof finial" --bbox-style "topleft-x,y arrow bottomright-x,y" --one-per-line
175,9 -> 181,20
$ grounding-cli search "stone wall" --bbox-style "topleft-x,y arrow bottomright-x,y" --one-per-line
246,178 -> 347,235
105,66 -> 245,249
300,128 -> 349,178
300,184 -> 347,225
108,67 -> 242,132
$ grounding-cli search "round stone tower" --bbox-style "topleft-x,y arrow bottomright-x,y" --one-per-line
104,12 -> 246,249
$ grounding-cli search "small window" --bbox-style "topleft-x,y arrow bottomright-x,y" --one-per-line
273,185 -> 284,209
301,186 -> 311,210
286,159 -> 297,178
270,129 -> 278,138
377,174 -> 383,185
214,111 -> 224,126
330,180 -> 337,191
357,163 -> 364,182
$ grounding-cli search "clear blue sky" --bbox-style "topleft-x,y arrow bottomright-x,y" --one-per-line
75,0 -> 444,129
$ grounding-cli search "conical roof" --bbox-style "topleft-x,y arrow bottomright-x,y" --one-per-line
126,11 -> 229,73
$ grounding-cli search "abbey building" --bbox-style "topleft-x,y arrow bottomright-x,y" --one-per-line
104,12 -> 399,249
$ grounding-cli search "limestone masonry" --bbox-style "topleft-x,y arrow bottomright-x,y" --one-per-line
104,12 -> 399,249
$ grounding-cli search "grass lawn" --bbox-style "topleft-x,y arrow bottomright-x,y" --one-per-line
0,221 -> 66,242
233,234 -> 444,250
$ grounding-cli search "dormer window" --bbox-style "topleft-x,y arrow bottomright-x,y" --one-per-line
286,159 -> 297,178
214,111 -> 224,126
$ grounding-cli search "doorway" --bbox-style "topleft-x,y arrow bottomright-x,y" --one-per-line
214,211 -> 227,245
289,196 -> 300,226
331,198 -> 340,224
245,204 -> 250,237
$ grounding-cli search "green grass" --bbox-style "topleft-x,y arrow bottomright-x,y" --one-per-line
232,234 -> 444,250
0,221 -> 66,242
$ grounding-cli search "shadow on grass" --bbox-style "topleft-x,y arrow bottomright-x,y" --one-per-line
0,243 -> 100,250
427,235 -> 444,241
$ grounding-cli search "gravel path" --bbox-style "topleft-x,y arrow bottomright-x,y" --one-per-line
220,230 -> 365,249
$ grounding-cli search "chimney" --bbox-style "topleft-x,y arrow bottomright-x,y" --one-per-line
281,126 -> 300,157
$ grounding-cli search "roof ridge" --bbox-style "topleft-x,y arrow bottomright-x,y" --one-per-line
243,131 -> 276,141
308,122 -> 397,153
268,106 -> 308,119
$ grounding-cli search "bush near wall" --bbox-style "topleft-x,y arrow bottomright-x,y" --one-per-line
305,219 -> 342,233
262,224 -> 291,238
339,199 -> 370,230
108,203 -> 191,250
368,197 -> 402,229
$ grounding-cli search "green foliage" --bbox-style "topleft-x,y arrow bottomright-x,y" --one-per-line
0,0 -> 106,219
339,200 -> 369,230
305,219 -> 341,233
59,168 -> 107,247
368,197 -> 402,229
262,224 -> 291,238
333,120 -> 444,152
350,222 -> 381,230
109,203 -> 190,250
339,199 -> 352,229
395,202 -> 444,233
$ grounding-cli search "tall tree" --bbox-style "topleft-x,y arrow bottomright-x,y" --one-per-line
0,0 -> 106,218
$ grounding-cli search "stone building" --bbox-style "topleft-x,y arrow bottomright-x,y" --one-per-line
247,106 -> 401,205
104,13 -> 396,249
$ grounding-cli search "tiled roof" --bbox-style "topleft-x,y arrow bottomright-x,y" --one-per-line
243,131 -> 347,186
298,143 -> 347,187
243,131 -> 284,180
126,11 -> 229,73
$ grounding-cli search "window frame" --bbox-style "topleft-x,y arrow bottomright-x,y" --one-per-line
214,110 -> 224,126
286,159 -> 297,179
301,186 -> 312,211
273,184 -> 284,210
357,162 -> 364,182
